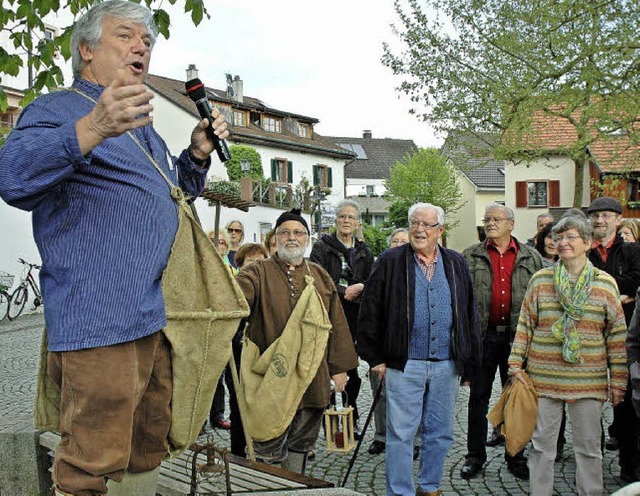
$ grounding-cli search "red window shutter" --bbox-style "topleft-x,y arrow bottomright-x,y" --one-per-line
548,180 -> 560,207
515,181 -> 528,208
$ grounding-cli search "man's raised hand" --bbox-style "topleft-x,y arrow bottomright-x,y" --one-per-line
76,69 -> 154,155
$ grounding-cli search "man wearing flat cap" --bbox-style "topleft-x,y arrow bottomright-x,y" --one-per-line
236,209 -> 357,474
586,196 -> 640,481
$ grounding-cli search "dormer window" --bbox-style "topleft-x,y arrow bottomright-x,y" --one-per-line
44,26 -> 56,41
0,111 -> 15,129
297,123 -> 311,138
233,110 -> 245,127
263,116 -> 281,133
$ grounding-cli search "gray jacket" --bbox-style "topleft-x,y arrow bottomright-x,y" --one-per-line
463,237 -> 544,338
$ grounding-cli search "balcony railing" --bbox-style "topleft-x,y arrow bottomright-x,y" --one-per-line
209,178 -> 307,210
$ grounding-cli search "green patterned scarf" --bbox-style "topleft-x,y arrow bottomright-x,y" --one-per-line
552,260 -> 594,364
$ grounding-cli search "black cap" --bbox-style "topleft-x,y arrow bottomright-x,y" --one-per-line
275,208 -> 309,233
586,197 -> 622,215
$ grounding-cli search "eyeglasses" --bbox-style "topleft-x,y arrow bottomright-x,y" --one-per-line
589,212 -> 617,220
228,228 -> 243,234
277,229 -> 308,238
409,220 -> 441,230
337,214 -> 357,221
482,217 -> 510,224
553,234 -> 582,243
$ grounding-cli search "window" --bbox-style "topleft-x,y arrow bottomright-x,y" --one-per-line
629,178 -> 640,208
366,185 -> 375,196
217,104 -> 233,124
44,27 -> 55,41
263,116 -> 281,133
338,143 -> 367,159
528,182 -> 548,206
297,123 -> 311,138
232,110 -> 245,127
0,112 -> 15,129
313,164 -> 333,188
515,180 -> 560,208
271,158 -> 292,183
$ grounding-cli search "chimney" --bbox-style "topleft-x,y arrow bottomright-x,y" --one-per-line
232,75 -> 243,103
186,64 -> 199,81
363,130 -> 372,139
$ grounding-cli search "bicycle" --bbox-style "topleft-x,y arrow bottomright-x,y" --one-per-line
7,258 -> 42,320
0,271 -> 14,322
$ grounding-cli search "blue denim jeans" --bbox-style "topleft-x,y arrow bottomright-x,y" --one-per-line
385,359 -> 459,495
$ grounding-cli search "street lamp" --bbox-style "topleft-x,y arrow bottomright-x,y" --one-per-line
240,159 -> 251,176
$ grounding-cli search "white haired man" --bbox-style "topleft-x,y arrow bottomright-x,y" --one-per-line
0,1 -> 227,494
358,203 -> 482,496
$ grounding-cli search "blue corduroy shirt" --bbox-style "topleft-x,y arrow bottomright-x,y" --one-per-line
0,78 -> 209,351
409,252 -> 453,360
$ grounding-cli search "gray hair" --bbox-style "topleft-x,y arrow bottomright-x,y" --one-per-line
537,213 -> 554,222
387,228 -> 409,246
551,215 -> 593,244
484,202 -> 514,220
336,199 -> 361,219
561,208 -> 588,220
71,0 -> 158,77
408,203 -> 445,225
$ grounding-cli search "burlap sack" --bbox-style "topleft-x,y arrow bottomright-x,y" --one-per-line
240,275 -> 331,442
162,189 -> 249,455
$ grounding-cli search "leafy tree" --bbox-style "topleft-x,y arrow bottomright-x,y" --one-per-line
383,0 -> 640,206
225,145 -> 264,181
362,222 -> 392,257
384,148 -> 465,229
0,0 -> 209,110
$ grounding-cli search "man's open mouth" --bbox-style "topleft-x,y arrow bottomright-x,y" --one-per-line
130,62 -> 144,73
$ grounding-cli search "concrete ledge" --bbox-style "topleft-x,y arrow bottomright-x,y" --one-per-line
0,419 -> 50,496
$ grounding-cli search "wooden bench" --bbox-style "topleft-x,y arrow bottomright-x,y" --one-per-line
39,431 -> 334,495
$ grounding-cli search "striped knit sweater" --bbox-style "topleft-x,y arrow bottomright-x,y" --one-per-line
508,266 -> 628,401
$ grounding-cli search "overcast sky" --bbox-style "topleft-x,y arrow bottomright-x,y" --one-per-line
149,0 -> 441,148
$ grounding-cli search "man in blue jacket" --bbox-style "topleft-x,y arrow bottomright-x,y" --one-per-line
358,202 -> 482,496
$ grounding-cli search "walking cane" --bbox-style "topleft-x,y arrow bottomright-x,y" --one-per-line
341,377 -> 384,487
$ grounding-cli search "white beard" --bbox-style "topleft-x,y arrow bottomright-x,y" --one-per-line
277,244 -> 305,265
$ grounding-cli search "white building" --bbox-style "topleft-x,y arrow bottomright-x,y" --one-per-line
146,69 -> 354,245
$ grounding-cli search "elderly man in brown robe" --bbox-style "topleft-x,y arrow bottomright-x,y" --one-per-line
236,208 -> 358,473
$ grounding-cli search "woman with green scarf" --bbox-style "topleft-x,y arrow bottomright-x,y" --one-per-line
509,215 -> 628,496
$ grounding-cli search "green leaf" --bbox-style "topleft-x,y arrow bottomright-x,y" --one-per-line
0,49 -> 23,76
0,88 -> 8,112
153,9 -> 170,40
190,0 -> 204,25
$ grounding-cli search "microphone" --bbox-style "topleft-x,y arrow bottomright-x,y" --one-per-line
185,78 -> 232,163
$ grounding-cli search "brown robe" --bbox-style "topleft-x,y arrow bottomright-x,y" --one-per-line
236,253 -> 358,409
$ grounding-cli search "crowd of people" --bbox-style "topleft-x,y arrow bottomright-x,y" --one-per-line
2,2 -> 640,495
203,197 -> 640,496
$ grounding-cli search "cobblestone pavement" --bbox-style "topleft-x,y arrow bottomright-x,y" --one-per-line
1,313 -> 629,495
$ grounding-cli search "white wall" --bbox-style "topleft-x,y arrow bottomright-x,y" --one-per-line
0,202 -> 41,294
346,178 -> 386,197
506,156 -> 590,241
446,170 -> 505,252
